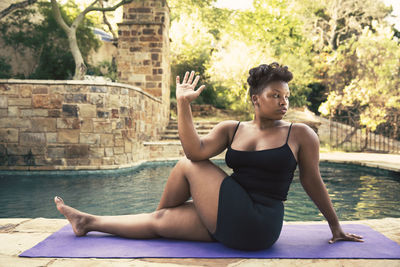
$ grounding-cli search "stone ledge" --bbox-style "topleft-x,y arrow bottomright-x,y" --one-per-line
0,79 -> 162,103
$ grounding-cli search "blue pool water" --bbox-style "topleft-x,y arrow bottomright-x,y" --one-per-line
0,161 -> 399,221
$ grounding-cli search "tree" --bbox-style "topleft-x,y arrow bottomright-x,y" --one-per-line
0,2 -> 100,79
297,0 -> 391,51
50,0 -> 133,80
319,23 -> 400,133
207,0 -> 315,108
169,8 -> 229,108
0,0 -> 37,19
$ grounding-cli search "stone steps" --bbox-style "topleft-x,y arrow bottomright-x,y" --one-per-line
160,120 -> 217,140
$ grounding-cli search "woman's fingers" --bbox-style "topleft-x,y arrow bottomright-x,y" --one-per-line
176,75 -> 180,85
196,85 -> 205,95
349,233 -> 363,239
192,75 -> 200,88
188,71 -> 195,84
182,71 -> 189,84
329,232 -> 364,244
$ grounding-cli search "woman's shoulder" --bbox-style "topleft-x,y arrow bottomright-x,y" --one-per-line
216,120 -> 240,128
290,122 -> 319,142
213,120 -> 240,134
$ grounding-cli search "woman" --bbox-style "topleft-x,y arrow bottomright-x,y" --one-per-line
54,62 -> 364,251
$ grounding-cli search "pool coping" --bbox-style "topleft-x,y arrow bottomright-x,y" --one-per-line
0,152 -> 399,175
0,217 -> 399,266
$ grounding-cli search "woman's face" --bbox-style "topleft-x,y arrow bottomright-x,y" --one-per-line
252,80 -> 290,119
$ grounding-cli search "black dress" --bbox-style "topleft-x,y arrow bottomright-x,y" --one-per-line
210,122 -> 297,251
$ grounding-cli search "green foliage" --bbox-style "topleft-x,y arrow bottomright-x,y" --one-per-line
170,0 -> 399,129
0,1 -> 100,79
0,57 -> 12,78
306,82 -> 327,115
169,9 -> 230,108
319,23 -> 400,131
87,59 -> 118,82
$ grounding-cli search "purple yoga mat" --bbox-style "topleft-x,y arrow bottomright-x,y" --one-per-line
19,224 -> 400,259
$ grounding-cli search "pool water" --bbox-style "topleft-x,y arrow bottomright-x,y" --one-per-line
0,161 -> 399,221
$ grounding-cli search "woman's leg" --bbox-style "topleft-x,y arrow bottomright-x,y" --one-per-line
55,197 -> 212,241
55,157 -> 228,240
156,158 -> 192,210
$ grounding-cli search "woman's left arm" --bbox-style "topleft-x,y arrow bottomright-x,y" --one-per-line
296,124 -> 364,244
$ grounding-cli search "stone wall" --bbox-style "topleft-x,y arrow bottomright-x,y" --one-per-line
0,80 -> 169,170
117,0 -> 170,106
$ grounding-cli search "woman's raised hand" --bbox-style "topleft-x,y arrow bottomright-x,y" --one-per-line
176,71 -> 205,103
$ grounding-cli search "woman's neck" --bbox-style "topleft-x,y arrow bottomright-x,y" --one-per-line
252,115 -> 281,130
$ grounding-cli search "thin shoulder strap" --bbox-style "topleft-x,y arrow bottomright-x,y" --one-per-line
285,123 -> 293,144
230,121 -> 241,146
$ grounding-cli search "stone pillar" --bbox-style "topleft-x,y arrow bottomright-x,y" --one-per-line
117,0 -> 170,103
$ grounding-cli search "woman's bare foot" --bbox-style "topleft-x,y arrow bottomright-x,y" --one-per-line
54,196 -> 93,237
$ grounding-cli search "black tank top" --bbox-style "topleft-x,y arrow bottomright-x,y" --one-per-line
225,122 -> 297,203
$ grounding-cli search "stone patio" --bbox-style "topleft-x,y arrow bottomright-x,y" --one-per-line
0,217 -> 399,266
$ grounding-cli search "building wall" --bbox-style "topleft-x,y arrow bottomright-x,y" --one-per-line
0,80 -> 169,170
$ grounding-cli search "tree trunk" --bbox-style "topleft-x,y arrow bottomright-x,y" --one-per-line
51,0 -> 133,80
51,0 -> 86,80
68,29 -> 87,80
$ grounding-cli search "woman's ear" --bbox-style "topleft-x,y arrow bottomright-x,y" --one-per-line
251,94 -> 259,106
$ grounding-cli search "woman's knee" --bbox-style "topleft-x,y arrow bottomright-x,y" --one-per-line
176,157 -> 210,173
151,208 -> 172,237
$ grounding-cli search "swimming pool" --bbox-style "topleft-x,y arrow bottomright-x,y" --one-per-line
0,161 -> 399,221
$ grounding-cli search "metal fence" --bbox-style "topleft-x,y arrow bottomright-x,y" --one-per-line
328,115 -> 400,153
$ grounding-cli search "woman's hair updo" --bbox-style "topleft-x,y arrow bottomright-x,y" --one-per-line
247,62 -> 293,97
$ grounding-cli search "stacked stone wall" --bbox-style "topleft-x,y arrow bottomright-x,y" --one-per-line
117,0 -> 170,103
0,80 -> 169,170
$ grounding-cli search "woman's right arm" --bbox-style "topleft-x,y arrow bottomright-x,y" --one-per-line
176,71 -> 235,161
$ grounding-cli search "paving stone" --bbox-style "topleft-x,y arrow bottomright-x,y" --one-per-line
13,218 -> 67,233
0,232 -> 51,256
231,259 -> 399,267
0,218 -> 30,226
0,255 -> 51,267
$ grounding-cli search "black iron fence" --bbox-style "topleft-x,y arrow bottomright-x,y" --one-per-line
328,115 -> 400,153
